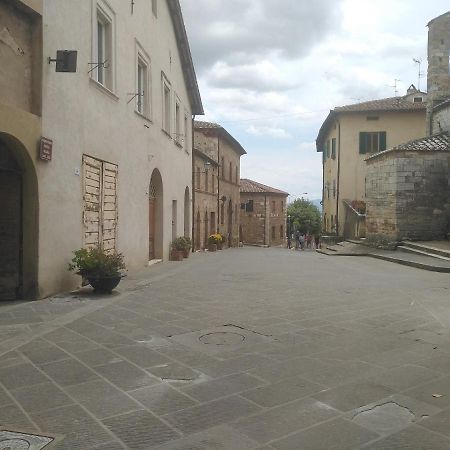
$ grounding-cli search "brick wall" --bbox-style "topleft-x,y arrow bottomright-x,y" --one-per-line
366,150 -> 450,246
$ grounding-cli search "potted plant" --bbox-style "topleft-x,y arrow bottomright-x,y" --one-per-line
216,233 -> 224,250
207,233 -> 222,252
181,236 -> 191,258
171,237 -> 186,261
68,246 -> 126,294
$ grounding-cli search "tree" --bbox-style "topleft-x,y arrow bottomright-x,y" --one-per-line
287,198 -> 321,235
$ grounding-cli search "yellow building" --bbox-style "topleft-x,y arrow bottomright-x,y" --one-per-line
316,87 -> 427,238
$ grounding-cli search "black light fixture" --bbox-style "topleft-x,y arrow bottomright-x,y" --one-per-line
48,50 -> 78,73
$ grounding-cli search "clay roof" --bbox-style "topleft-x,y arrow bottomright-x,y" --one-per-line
167,0 -> 203,115
316,95 -> 426,151
194,121 -> 221,129
366,132 -> 450,161
194,121 -> 247,156
334,96 -> 426,113
240,179 -> 289,196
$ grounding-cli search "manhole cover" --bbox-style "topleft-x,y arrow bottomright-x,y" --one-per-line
0,432 -> 53,450
199,332 -> 245,345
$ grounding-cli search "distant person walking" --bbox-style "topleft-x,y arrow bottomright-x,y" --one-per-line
314,235 -> 320,249
295,230 -> 300,250
306,233 -> 312,249
299,233 -> 305,250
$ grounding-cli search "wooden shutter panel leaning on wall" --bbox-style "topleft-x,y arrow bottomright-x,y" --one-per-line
82,155 -> 118,252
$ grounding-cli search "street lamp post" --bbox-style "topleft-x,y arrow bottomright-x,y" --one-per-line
287,214 -> 291,249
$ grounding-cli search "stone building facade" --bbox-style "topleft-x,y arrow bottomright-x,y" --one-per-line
192,148 -> 219,250
193,121 -> 246,248
365,11 -> 450,246
316,87 -> 427,239
366,134 -> 450,246
240,179 -> 288,247
0,0 -> 203,300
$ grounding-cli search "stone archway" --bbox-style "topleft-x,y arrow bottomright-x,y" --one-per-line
0,134 -> 38,300
195,210 -> 201,250
227,199 -> 233,247
204,210 -> 209,249
184,187 -> 190,238
149,169 -> 163,260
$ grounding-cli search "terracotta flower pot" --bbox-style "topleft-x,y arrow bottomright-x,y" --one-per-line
170,250 -> 184,261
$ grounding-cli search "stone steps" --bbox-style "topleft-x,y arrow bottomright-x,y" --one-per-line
398,241 -> 450,259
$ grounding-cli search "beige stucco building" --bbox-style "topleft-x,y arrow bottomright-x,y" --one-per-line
240,179 -> 288,247
316,88 -> 427,238
193,121 -> 246,248
0,0 -> 203,300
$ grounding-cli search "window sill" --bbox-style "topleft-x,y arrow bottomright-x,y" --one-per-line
134,110 -> 152,123
89,78 -> 119,101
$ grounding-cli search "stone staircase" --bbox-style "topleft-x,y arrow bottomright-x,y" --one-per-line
317,239 -> 450,273
397,241 -> 450,261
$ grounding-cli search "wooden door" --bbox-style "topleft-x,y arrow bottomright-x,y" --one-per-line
149,197 -> 156,259
0,171 -> 21,300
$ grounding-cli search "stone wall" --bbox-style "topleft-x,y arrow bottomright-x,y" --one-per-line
432,100 -> 450,134
366,150 -> 450,246
240,193 -> 287,247
427,12 -> 450,133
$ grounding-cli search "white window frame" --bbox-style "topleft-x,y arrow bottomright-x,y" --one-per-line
162,74 -> 171,136
174,95 -> 182,145
184,110 -> 190,153
135,41 -> 151,118
91,0 -> 116,93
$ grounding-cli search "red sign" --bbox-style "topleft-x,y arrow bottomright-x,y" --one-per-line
39,137 -> 53,161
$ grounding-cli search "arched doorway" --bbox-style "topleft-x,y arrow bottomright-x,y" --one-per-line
184,187 -> 190,237
204,211 -> 209,249
195,211 -> 201,250
149,169 -> 163,260
0,134 -> 38,300
227,199 -> 233,247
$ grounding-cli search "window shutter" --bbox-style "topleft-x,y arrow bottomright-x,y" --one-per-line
359,132 -> 367,154
331,138 -> 336,159
379,132 -> 387,151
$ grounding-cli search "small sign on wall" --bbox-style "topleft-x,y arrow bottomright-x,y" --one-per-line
39,137 -> 53,161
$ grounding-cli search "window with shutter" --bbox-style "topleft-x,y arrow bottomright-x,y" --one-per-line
359,132 -> 386,153
331,138 -> 336,159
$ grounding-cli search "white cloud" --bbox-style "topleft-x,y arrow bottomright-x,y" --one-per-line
246,125 -> 293,139
180,0 -> 450,198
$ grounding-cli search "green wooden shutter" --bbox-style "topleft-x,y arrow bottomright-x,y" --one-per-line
359,132 -> 367,154
379,132 -> 387,151
332,138 -> 336,159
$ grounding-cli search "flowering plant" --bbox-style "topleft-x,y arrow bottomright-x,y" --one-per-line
208,234 -> 223,244
351,200 -> 366,214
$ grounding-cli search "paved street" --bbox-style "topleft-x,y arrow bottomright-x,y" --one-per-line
1,247 -> 450,449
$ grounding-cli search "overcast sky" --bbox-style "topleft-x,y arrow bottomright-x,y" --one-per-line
180,0 -> 449,201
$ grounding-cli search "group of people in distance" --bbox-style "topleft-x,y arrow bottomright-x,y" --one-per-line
287,231 -> 320,250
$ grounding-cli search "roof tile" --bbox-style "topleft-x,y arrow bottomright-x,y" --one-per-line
240,179 -> 289,195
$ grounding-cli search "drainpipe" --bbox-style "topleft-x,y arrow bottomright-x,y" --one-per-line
336,120 -> 341,236
191,115 -> 195,252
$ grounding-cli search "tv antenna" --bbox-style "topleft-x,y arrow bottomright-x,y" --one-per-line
388,79 -> 401,96
413,58 -> 425,91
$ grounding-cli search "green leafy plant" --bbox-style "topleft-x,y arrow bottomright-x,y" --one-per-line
171,237 -> 191,252
68,247 -> 125,278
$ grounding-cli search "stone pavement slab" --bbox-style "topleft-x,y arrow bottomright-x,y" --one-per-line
1,248 -> 450,449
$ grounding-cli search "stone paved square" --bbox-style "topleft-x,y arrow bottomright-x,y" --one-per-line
0,248 -> 450,449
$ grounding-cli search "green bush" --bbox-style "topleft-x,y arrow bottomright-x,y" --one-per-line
172,237 -> 191,252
